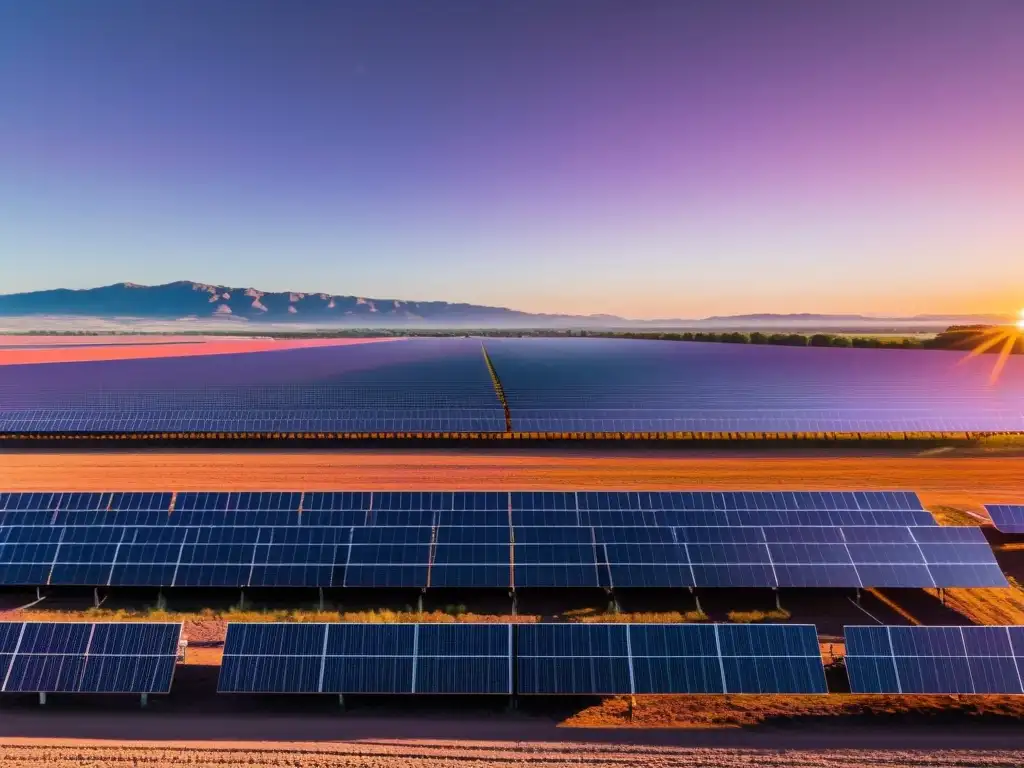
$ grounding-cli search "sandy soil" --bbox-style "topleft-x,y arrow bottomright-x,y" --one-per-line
2,740 -> 1024,768
0,337 -> 398,366
2,453 -> 1022,509
0,336 -> 226,346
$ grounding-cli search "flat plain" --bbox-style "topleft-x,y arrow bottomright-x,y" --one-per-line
3,452 -> 1023,510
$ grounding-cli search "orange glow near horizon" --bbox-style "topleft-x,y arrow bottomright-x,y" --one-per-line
958,320 -> 1023,385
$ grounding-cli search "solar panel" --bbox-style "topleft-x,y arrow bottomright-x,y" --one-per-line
845,625 -> 1024,695
344,527 -> 431,587
509,490 -> 935,527
985,505 -> 1024,534
517,623 -> 826,695
0,622 -> 181,694
430,525 -> 511,588
218,623 -> 512,694
512,526 -> 600,587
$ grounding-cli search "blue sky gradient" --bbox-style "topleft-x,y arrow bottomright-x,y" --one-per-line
2,1 -> 1023,318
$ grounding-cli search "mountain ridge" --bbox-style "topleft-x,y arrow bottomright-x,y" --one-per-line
0,282 -> 1012,328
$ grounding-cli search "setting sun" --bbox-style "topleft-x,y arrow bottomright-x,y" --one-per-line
1017,309 -> 1024,330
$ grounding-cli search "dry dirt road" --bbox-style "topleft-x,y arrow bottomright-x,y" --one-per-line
2,452 -> 1023,510
2,740 -> 1024,768
2,712 -> 1024,758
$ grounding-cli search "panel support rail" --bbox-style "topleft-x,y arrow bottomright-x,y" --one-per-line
480,343 -> 512,433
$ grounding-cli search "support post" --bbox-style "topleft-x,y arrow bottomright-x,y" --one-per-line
940,587 -> 946,606
417,592 -> 423,613
36,586 -> 42,601
628,695 -> 636,722
93,587 -> 100,608
510,590 -> 517,616
156,590 -> 166,611
774,588 -> 783,612
338,693 -> 345,710
140,693 -> 148,709
690,587 -> 703,617
39,692 -> 46,707
855,587 -> 862,605
239,589 -> 245,610
319,587 -> 325,612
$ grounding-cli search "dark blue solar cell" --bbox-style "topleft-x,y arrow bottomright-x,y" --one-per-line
4,654 -> 87,692
511,492 -> 577,511
518,656 -> 632,695
0,623 -> 24,653
322,656 -> 414,693
985,505 -> 1024,534
219,655 -> 322,693
174,492 -> 230,513
844,625 -> 1024,694
518,624 -> 627,657
722,657 -> 828,694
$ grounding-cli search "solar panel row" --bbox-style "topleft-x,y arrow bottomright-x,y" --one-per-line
508,410 -> 1024,434
845,625 -> 1024,695
0,622 -> 181,694
0,409 -> 509,433
218,622 -> 826,695
0,489 -> 929,513
0,490 -> 938,530
483,337 -> 1024,435
0,524 -> 1004,588
984,505 -> 1024,534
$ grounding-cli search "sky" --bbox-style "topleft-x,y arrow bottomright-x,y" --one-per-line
1,1 -> 1023,320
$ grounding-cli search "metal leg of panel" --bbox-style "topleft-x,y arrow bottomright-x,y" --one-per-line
628,696 -> 636,722
157,590 -> 167,611
140,693 -> 148,709
417,593 -> 423,613
36,586 -> 42,601
93,587 -> 100,609
510,591 -> 517,617
319,587 -> 324,612
39,692 -> 46,707
691,589 -> 703,617
855,587 -> 862,605
239,589 -> 245,610
939,587 -> 946,605
338,694 -> 346,711
774,588 -> 783,612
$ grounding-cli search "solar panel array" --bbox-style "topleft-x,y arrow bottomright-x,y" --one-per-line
3,337 -> 1023,436
0,622 -> 181,694
984,505 -> 1024,534
0,490 -> 1006,589
0,338 -> 507,434
219,623 -> 512,694
484,337 -> 1024,434
844,625 -> 1024,695
219,622 -> 825,695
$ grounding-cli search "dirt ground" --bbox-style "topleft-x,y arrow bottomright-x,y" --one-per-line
2,453 -> 1023,511
0,336 -> 397,366
2,740 -> 1024,768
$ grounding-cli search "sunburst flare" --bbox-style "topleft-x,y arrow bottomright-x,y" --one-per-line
956,316 -> 1024,384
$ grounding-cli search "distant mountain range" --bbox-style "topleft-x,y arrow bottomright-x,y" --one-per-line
0,282 -> 1012,329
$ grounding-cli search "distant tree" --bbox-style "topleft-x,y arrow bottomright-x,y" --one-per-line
749,331 -> 769,345
809,333 -> 835,347
829,336 -> 852,348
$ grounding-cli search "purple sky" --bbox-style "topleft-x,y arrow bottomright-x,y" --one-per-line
1,1 -> 1023,318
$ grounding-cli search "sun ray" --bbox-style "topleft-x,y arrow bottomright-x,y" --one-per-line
989,332 -> 1018,385
958,328 -> 1010,362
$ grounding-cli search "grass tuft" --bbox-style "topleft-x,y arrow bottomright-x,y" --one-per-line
726,608 -> 791,623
